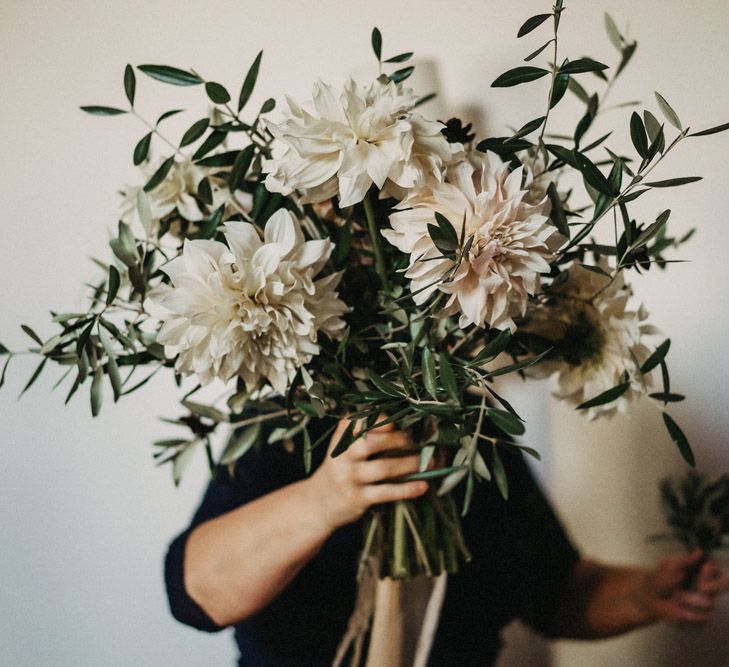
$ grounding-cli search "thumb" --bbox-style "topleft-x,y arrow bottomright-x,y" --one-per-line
654,549 -> 705,591
680,549 -> 706,569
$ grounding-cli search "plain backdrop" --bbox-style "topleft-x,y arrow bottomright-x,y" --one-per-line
1,1 -> 728,665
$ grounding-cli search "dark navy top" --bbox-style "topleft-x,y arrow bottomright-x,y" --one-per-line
164,419 -> 579,666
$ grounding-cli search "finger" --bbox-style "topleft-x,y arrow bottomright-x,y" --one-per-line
370,414 -> 395,433
356,455 -> 421,484
673,608 -> 713,624
669,549 -> 704,571
655,550 -> 706,589
351,431 -> 414,459
658,602 -> 713,625
696,560 -> 729,590
351,417 -> 369,437
363,481 -> 428,505
684,549 -> 706,566
327,418 -> 354,454
699,572 -> 729,595
673,590 -> 715,612
676,614 -> 712,625
698,560 -> 718,580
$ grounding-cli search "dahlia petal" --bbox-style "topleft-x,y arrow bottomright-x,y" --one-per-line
224,221 -> 262,261
263,209 -> 299,257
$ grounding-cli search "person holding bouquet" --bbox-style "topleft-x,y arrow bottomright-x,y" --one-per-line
165,416 -> 729,666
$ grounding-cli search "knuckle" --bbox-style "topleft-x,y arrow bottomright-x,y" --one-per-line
343,487 -> 360,508
344,466 -> 359,487
360,487 -> 378,508
386,432 -> 407,446
373,415 -> 394,431
372,424 -> 393,434
361,435 -> 381,457
350,438 -> 369,459
349,465 -> 366,485
335,465 -> 355,488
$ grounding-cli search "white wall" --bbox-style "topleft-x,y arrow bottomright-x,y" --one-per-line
1,1 -> 727,665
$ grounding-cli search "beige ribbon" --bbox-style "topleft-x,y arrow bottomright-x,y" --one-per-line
334,566 -> 447,667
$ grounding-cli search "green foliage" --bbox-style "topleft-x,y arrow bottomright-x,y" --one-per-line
384,52 -> 413,64
133,133 -> 152,165
371,27 -> 382,62
238,51 -> 263,112
657,472 -> 729,553
577,382 -> 630,410
644,177 -> 702,188
138,64 -> 202,86
559,58 -> 608,75
524,40 -> 554,63
491,66 -> 550,88
81,106 -> 127,116
689,121 -> 729,138
124,64 -> 136,106
517,13 -> 551,38
630,112 -> 649,158
389,66 -> 414,84
662,412 -> 695,467
180,118 -> 209,147
220,422 -> 261,464
640,339 -> 670,374
655,91 -> 682,130
229,145 -> 255,191
143,156 -> 175,192
205,81 -> 231,105
4,5 -> 727,582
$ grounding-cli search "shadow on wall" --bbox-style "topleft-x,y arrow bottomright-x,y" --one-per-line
350,56 -> 489,142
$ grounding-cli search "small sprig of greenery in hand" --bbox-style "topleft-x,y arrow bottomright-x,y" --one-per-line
654,472 -> 729,589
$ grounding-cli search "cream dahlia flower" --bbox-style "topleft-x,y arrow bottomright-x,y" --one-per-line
525,261 -> 659,419
120,158 -> 250,237
143,209 -> 347,393
517,149 -> 555,206
121,158 -> 215,223
382,151 -> 561,330
262,77 -> 454,207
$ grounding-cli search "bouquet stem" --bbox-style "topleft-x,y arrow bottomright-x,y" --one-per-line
360,489 -> 471,581
363,193 -> 391,292
681,551 -> 709,591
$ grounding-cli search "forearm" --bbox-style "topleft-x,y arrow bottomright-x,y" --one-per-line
551,559 -> 656,639
551,551 -> 729,639
180,419 -> 427,628
184,477 -> 332,627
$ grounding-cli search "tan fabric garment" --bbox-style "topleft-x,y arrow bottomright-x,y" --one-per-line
364,574 -> 447,667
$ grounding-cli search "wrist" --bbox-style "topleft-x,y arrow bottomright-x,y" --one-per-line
626,568 -> 661,626
298,473 -> 343,536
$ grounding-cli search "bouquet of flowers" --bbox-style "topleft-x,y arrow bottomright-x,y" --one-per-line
3,3 -> 728,581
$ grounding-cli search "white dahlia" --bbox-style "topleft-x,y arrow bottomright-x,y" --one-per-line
121,158 -> 213,222
382,151 -> 561,330
525,261 -> 659,419
516,149 -> 555,206
143,209 -> 348,393
262,77 -> 454,207
120,158 -> 250,236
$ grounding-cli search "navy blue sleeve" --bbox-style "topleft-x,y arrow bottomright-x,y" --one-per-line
163,441 -> 309,632
503,451 -> 581,635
